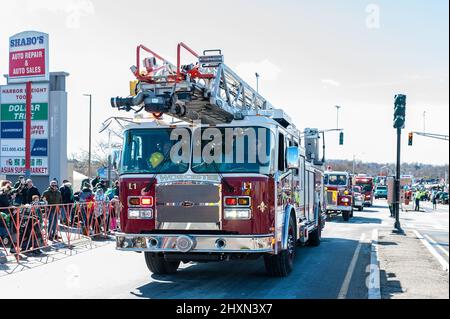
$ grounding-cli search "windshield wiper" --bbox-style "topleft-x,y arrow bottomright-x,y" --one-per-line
194,161 -> 234,192
210,161 -> 234,193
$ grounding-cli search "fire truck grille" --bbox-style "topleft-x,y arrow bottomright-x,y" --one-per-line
326,191 -> 338,206
156,184 -> 221,224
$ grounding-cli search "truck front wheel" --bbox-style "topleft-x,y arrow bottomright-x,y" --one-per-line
342,211 -> 350,221
144,252 -> 180,275
264,217 -> 296,277
308,221 -> 322,247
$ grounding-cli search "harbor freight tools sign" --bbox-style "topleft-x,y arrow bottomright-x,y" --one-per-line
8,31 -> 49,83
0,83 -> 49,176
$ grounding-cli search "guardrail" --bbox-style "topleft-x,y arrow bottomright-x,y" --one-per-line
0,200 -> 120,262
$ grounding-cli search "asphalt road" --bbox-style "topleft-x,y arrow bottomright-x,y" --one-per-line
0,200 -> 447,299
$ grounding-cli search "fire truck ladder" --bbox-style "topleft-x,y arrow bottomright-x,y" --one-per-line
111,43 -> 275,125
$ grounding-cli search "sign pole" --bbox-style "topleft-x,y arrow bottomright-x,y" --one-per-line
25,81 -> 32,179
394,127 -> 402,231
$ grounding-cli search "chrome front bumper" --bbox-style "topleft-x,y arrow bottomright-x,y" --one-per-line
115,233 -> 275,253
326,205 -> 353,212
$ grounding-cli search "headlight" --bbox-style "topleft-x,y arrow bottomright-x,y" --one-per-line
224,209 -> 251,220
128,209 -> 153,220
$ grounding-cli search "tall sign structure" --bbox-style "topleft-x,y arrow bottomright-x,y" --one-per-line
0,31 -> 68,191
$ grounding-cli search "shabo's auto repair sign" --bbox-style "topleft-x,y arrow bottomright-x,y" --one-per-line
8,31 -> 49,83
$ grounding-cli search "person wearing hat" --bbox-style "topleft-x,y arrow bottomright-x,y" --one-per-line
23,179 -> 41,205
96,179 -> 108,193
60,179 -> 74,224
12,176 -> 27,205
60,180 -> 74,204
91,175 -> 101,189
13,176 -> 25,189
42,180 -> 62,241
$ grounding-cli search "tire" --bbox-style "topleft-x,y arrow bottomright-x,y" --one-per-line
308,219 -> 322,247
264,216 -> 296,277
144,252 -> 180,275
342,211 -> 350,221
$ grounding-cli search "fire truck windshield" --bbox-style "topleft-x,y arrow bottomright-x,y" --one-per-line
324,174 -> 347,186
121,128 -> 190,174
191,127 -> 275,174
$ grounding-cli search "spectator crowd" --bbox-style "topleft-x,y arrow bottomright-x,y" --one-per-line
1,175 -> 120,256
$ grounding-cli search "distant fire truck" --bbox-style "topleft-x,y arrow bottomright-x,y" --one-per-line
110,42 -> 326,277
323,171 -> 353,221
354,175 -> 374,207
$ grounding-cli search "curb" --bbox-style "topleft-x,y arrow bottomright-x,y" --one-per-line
368,229 -> 381,299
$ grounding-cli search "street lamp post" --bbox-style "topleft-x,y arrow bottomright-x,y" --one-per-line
353,155 -> 356,175
423,111 -> 426,134
335,105 -> 342,129
83,94 -> 92,178
255,73 -> 260,94
107,130 -> 111,188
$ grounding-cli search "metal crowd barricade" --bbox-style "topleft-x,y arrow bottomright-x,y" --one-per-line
0,200 -> 121,262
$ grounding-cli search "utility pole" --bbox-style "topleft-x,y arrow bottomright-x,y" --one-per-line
84,94 -> 93,178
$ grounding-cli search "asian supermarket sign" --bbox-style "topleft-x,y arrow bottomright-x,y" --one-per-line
0,157 -> 48,176
9,31 -> 49,83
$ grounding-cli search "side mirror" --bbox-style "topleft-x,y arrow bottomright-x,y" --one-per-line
286,146 -> 300,170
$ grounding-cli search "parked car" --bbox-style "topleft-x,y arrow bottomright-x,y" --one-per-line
374,185 -> 388,199
352,186 -> 364,211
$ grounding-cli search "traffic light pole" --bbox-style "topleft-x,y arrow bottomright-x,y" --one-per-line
394,127 -> 402,231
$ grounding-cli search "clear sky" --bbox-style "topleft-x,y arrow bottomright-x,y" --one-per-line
0,0 -> 448,165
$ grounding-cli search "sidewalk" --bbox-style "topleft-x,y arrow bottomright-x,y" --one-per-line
377,229 -> 449,299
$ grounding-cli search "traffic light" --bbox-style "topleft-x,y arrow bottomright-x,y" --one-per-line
408,132 -> 413,146
339,132 -> 344,145
393,94 -> 407,129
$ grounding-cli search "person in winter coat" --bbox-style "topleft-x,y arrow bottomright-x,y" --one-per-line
78,183 -> 95,234
0,182 -> 15,213
23,179 -> 41,205
93,188 -> 109,235
42,180 -> 62,241
60,180 -> 74,224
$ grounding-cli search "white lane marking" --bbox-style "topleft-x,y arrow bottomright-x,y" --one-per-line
368,229 -> 381,299
423,234 -> 449,257
338,233 -> 366,299
413,230 -> 449,272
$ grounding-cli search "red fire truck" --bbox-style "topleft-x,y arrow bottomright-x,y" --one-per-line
109,43 -> 326,277
323,171 -> 353,221
354,175 -> 374,207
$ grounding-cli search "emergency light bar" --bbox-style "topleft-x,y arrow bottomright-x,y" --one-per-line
199,54 -> 224,66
